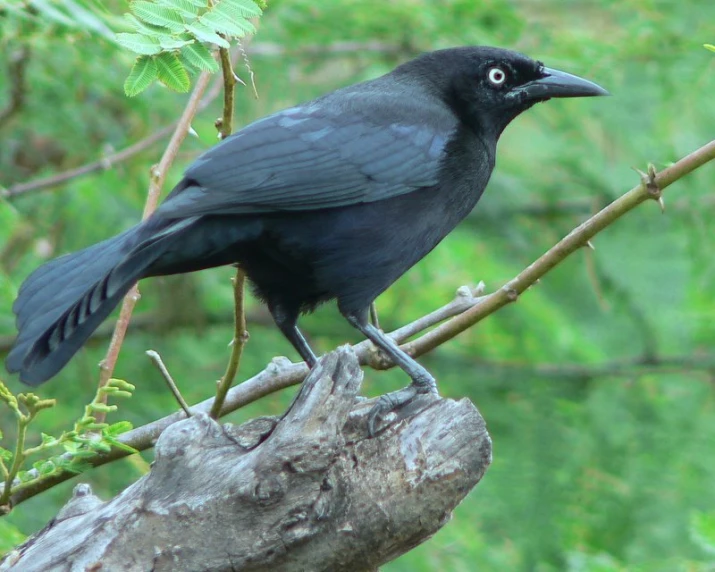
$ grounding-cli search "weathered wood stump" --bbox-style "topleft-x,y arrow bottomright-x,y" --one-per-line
2,347 -> 491,571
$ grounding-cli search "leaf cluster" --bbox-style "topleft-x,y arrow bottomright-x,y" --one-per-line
119,0 -> 263,96
0,378 -> 136,514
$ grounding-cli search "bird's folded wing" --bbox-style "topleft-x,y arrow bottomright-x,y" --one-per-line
155,104 -> 453,218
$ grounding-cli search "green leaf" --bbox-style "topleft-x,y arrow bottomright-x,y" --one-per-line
105,421 -> 134,436
200,10 -> 254,37
88,402 -> 117,413
107,378 -> 136,392
183,0 -> 208,6
103,437 -> 139,454
124,13 -> 173,37
89,441 -> 112,453
185,21 -> 229,47
40,432 -> 58,447
705,44 -> 715,53
116,32 -> 162,55
64,460 -> 92,473
157,36 -> 194,50
217,0 -> 262,18
155,0 -> 200,20
32,459 -> 56,475
155,51 -> 191,92
124,55 -> 159,97
130,1 -> 185,32
180,41 -> 218,72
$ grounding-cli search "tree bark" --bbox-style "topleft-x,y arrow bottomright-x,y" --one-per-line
1,347 -> 491,572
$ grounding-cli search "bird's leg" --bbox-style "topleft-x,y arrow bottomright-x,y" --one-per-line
268,303 -> 318,367
343,308 -> 438,435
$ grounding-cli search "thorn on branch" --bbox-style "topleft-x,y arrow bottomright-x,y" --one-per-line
585,240 -> 595,250
634,164 -> 664,212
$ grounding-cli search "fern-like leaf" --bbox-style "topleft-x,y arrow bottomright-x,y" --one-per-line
157,36 -> 194,50
218,0 -> 262,18
124,13 -> 172,37
116,32 -> 162,55
200,10 -> 254,37
181,42 -> 219,72
131,1 -> 185,32
154,0 -> 199,21
124,55 -> 159,97
184,21 -> 230,47
155,51 -> 191,92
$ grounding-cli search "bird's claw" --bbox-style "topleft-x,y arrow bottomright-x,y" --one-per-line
367,379 -> 438,437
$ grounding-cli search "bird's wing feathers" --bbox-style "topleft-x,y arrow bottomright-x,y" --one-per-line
156,104 -> 453,218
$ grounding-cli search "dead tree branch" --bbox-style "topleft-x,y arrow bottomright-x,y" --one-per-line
2,348 -> 490,572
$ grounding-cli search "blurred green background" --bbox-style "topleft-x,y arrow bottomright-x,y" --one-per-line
1,0 -> 715,569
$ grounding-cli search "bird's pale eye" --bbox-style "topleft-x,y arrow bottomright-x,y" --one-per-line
487,67 -> 507,86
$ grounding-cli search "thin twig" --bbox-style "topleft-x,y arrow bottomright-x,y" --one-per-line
210,269 -> 248,418
93,71 -> 213,424
146,350 -> 191,417
2,126 -> 174,198
6,139 -> 714,508
209,45 -> 249,419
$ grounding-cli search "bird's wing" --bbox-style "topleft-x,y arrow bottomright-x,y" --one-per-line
156,103 -> 453,218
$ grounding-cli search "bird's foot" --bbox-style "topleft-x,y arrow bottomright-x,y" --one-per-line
367,376 -> 438,437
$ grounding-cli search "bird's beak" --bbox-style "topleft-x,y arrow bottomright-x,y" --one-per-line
512,67 -> 610,100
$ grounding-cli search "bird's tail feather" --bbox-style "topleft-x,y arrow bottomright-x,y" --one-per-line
6,220 -> 186,385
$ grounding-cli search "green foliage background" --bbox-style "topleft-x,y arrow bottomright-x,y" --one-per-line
1,0 -> 714,569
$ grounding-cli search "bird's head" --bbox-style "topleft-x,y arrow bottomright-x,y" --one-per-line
402,46 -> 609,139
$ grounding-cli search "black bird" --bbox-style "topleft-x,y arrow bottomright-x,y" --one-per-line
6,46 -> 607,423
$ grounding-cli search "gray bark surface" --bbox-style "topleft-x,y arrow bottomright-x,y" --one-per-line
2,347 -> 491,571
